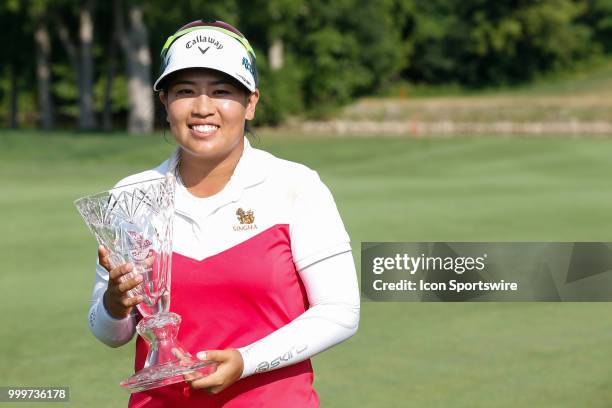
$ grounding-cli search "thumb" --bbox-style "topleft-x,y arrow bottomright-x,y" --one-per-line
197,350 -> 221,362
98,245 -> 112,270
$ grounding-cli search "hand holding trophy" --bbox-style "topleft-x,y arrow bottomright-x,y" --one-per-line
75,174 -> 214,392
98,246 -> 146,320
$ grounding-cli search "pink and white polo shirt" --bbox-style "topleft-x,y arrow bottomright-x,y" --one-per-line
97,138 -> 353,407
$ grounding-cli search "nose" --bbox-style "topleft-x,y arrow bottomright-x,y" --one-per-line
191,93 -> 215,117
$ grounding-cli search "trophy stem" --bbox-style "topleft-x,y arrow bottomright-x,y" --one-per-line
120,312 -> 215,392
139,312 -> 183,368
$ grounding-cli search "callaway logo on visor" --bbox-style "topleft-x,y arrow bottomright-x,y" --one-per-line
154,19 -> 258,92
184,35 -> 224,51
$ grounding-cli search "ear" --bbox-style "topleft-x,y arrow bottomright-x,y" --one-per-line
159,92 -> 170,122
159,91 -> 168,109
245,89 -> 260,121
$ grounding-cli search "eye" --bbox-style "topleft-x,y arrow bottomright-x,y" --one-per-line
175,88 -> 194,96
213,89 -> 230,96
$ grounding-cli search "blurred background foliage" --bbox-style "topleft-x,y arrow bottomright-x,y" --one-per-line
1,0 -> 612,130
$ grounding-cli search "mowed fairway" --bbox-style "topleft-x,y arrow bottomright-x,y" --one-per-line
2,131 -> 612,407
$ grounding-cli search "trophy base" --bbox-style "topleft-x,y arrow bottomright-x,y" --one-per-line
120,358 -> 215,392
120,312 -> 216,393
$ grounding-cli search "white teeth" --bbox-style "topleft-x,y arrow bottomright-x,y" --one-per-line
192,124 -> 218,133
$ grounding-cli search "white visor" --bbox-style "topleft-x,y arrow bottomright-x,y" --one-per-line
153,28 -> 257,92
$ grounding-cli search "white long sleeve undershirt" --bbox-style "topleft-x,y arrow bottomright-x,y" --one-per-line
88,250 -> 360,377
237,250 -> 360,377
87,260 -> 137,348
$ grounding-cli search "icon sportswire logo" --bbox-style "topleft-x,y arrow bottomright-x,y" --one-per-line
234,208 -> 257,231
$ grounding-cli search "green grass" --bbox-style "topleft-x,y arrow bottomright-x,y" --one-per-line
2,130 -> 612,407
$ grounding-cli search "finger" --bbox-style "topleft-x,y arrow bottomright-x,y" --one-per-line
189,372 -> 224,391
188,351 -> 224,392
98,245 -> 112,271
120,295 -> 143,308
197,350 -> 221,362
208,385 -> 223,394
172,348 -> 186,360
183,371 -> 204,382
109,262 -> 133,281
117,274 -> 143,293
172,348 -> 195,367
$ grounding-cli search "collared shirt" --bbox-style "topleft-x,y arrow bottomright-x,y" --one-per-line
89,138 -> 357,407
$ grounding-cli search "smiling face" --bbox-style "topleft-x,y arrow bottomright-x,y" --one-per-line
159,68 -> 259,163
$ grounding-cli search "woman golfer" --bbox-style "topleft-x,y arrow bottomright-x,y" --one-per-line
90,20 -> 360,407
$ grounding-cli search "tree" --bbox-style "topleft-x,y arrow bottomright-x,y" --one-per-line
79,0 -> 97,129
582,0 -> 612,52
115,0 -> 153,134
33,7 -> 55,130
241,0 -> 305,70
402,0 -> 595,86
293,0 -> 405,113
1,0 -> 31,128
53,0 -> 98,130
98,2 -> 118,132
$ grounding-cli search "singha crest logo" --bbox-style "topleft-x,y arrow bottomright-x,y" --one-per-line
236,208 -> 255,224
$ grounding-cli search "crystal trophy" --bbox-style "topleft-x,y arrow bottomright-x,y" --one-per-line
75,174 -> 214,392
